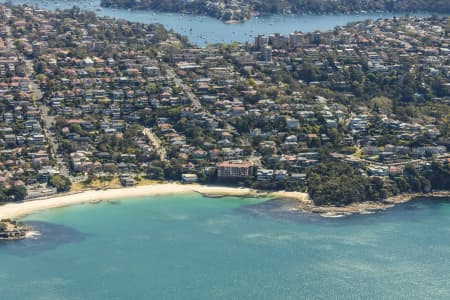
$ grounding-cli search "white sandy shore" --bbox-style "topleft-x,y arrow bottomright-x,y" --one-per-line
0,183 -> 310,220
5,182 -> 444,220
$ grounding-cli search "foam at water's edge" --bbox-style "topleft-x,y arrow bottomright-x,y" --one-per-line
25,231 -> 41,239
320,213 -> 346,218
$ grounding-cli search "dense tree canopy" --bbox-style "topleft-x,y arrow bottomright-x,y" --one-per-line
6,186 -> 27,202
101,0 -> 450,21
49,175 -> 72,192
307,160 -> 373,206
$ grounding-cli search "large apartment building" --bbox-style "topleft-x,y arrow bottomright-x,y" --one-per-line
217,160 -> 254,179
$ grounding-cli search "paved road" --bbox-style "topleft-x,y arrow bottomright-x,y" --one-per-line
165,64 -> 223,126
143,127 -> 167,162
165,66 -> 202,110
24,59 -> 43,101
40,105 -> 71,177
331,152 -> 424,167
4,22 -> 70,177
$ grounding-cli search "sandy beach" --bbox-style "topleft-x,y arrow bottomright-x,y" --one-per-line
0,183 -> 310,220
0,183 -> 448,220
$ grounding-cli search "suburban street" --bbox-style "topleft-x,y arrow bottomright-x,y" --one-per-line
165,66 -> 202,111
4,23 -> 70,178
143,127 -> 168,162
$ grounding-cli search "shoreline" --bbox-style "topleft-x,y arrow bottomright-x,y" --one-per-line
290,191 -> 450,217
98,4 -> 446,24
0,183 -> 448,220
0,183 -> 296,220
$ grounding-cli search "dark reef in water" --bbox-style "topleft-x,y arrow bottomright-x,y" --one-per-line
0,221 -> 90,256
236,198 -> 323,222
236,197 -> 450,226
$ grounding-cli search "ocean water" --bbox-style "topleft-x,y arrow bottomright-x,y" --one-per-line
0,194 -> 449,299
5,0 -> 434,45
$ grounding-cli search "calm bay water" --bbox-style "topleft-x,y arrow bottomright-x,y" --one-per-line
6,0 -> 433,45
0,194 -> 449,299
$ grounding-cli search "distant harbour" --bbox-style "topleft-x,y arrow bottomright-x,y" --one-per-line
4,0 -> 439,45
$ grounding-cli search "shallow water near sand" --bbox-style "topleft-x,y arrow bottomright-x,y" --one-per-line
0,194 -> 450,299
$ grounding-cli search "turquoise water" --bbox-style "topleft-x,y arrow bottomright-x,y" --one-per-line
6,0 -> 434,45
0,194 -> 450,299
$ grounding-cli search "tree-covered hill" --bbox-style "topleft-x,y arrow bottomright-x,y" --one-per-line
100,0 -> 450,22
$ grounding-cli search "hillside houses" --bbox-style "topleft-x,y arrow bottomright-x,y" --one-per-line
0,4 -> 449,196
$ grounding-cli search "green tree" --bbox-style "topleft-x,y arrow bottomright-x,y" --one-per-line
14,39 -> 25,52
147,166 -> 164,180
0,187 -> 8,202
7,186 -> 27,202
49,175 -> 72,192
307,160 -> 374,205
298,62 -> 319,83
